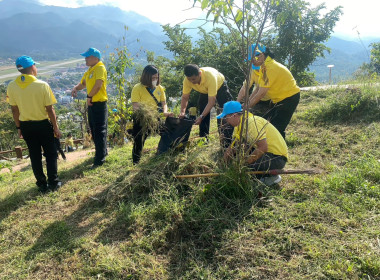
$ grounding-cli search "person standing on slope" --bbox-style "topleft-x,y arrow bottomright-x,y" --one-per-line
7,55 -> 62,192
72,47 -> 108,169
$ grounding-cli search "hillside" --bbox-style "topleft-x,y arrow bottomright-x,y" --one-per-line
1,0 -> 379,83
309,36 -> 375,83
0,0 -> 169,60
0,84 -> 379,279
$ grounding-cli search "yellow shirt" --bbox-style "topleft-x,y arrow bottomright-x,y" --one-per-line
242,69 -> 270,101
233,112 -> 288,159
131,83 -> 166,110
258,57 -> 300,103
81,61 -> 108,102
7,74 -> 57,121
182,67 -> 225,97
245,69 -> 260,88
65,137 -> 74,146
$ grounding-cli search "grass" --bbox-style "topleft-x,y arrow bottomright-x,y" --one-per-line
0,84 -> 379,279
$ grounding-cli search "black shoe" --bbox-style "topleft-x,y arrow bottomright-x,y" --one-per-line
48,181 -> 63,191
90,164 -> 102,170
37,184 -> 49,193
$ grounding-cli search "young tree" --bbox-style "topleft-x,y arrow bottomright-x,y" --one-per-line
369,42 -> 380,74
355,42 -> 380,80
107,27 -> 135,145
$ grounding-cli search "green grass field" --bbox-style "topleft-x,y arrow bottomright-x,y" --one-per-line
0,84 -> 379,279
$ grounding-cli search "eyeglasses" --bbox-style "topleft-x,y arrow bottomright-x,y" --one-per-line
225,113 -> 237,119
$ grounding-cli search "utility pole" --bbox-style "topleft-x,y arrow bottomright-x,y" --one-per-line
327,65 -> 334,84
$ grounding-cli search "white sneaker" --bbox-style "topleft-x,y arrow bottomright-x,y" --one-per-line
260,175 -> 282,186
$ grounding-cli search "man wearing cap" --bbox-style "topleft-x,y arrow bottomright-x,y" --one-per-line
7,55 -> 62,192
218,101 -> 288,186
179,64 -> 233,147
71,47 -> 108,168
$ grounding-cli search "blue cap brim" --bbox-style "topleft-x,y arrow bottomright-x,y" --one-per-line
216,113 -> 226,119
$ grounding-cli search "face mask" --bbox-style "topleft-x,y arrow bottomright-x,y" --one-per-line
152,80 -> 157,87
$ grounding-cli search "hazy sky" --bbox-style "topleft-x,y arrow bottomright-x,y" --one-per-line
38,0 -> 380,38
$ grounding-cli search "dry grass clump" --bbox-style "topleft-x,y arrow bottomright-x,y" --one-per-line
133,103 -> 162,135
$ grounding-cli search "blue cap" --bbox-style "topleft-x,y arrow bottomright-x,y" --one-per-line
248,44 -> 266,70
112,108 -> 118,113
251,43 -> 266,54
80,47 -> 101,59
217,101 -> 243,119
15,55 -> 39,70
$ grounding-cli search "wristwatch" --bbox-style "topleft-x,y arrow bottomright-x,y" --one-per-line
199,114 -> 204,119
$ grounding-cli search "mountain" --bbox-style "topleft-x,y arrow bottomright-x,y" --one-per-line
309,36 -> 376,83
1,0 -> 378,82
0,0 -> 169,60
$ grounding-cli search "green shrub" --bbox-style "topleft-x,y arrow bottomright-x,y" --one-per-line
302,86 -> 380,124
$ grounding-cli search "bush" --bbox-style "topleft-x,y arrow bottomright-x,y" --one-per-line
302,86 -> 380,124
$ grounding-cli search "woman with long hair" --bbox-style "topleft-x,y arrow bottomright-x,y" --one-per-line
130,65 -> 173,164
243,44 -> 300,139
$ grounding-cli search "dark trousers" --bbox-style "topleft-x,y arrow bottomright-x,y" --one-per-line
88,102 -> 108,165
20,119 -> 59,188
54,137 -> 66,160
252,100 -> 271,117
262,92 -> 300,139
132,118 -> 150,164
198,81 -> 234,148
249,153 -> 287,179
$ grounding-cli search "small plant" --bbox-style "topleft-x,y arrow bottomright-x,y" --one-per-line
107,26 -> 134,145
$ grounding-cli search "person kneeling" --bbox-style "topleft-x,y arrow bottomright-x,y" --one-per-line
218,101 -> 288,186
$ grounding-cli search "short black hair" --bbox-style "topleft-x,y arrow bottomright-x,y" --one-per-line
140,65 -> 160,87
184,64 -> 200,77
17,65 -> 33,75
263,47 -> 275,59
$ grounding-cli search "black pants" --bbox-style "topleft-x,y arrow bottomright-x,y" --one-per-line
249,153 -> 287,171
54,137 -> 66,160
262,92 -> 300,139
251,100 -> 271,117
20,119 -> 59,188
198,81 -> 234,148
88,102 -> 108,165
132,118 -> 150,164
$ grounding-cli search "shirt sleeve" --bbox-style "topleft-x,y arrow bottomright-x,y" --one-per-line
206,72 -> 218,97
95,65 -> 107,82
80,71 -> 87,85
159,86 -> 166,102
44,84 -> 57,106
6,86 -> 16,106
131,84 -> 140,103
182,78 -> 192,95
